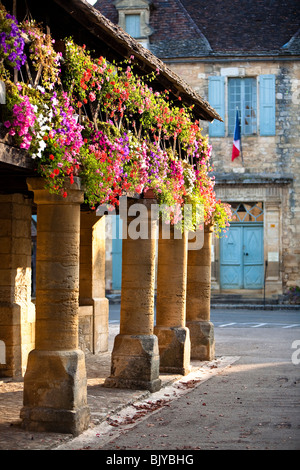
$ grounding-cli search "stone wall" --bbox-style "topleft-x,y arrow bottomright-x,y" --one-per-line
79,212 -> 109,354
0,194 -> 35,377
169,59 -> 300,295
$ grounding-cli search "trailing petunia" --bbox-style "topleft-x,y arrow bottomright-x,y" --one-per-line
0,6 -> 232,234
0,6 -> 26,72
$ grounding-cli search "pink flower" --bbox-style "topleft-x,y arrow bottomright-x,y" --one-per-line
89,92 -> 96,102
20,142 -> 29,149
4,121 -> 11,128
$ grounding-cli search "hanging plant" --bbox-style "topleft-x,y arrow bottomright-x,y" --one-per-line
0,6 -> 26,72
22,20 -> 62,90
0,5 -> 232,234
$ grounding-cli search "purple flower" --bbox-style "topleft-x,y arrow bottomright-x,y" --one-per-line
0,13 -> 26,70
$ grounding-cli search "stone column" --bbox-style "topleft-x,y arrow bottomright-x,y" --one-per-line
105,197 -> 161,392
20,178 -> 90,435
0,194 -> 35,377
186,224 -> 215,360
79,211 -> 109,354
154,224 -> 190,374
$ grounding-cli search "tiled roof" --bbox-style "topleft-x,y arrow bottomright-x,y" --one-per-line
149,0 -> 212,57
94,0 -> 118,23
180,0 -> 300,53
95,0 -> 300,56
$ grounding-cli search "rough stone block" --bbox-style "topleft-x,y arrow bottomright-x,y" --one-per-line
154,326 -> 191,375
21,349 -> 90,435
104,334 -> 161,392
187,320 -> 215,361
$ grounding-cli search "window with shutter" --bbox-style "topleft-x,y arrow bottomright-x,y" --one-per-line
208,74 -> 275,137
228,78 -> 257,136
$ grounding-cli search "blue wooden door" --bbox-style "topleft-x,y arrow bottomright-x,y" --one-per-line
111,215 -> 122,290
220,224 -> 263,289
243,226 -> 264,288
220,226 -> 243,288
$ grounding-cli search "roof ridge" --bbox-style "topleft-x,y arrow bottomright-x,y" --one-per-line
281,27 -> 300,51
175,0 -> 212,51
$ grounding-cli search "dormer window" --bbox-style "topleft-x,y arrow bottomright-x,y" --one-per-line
115,0 -> 153,49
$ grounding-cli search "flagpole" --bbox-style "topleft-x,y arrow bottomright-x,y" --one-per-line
237,107 -> 244,165
240,130 -> 244,165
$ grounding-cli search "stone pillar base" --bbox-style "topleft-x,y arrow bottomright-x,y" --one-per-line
104,334 -> 161,392
154,326 -> 191,375
20,349 -> 90,435
187,321 -> 215,361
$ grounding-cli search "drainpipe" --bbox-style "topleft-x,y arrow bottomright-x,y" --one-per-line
264,260 -> 268,309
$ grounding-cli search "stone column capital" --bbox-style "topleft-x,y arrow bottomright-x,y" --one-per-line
27,177 -> 84,205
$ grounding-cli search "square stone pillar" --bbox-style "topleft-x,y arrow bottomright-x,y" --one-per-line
154,224 -> 190,375
79,211 -> 109,353
105,197 -> 161,392
186,224 -> 215,360
264,201 -> 283,296
0,194 -> 35,377
20,178 -> 90,436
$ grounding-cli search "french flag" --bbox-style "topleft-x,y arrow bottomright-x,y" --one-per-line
232,110 -> 241,161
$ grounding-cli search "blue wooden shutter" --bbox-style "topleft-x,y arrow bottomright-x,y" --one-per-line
259,74 -> 275,135
125,14 -> 141,38
208,76 -> 225,137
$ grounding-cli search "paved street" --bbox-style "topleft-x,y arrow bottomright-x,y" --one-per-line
109,303 -> 300,329
56,308 -> 300,452
96,327 -> 300,451
211,308 -> 300,329
1,307 -> 299,453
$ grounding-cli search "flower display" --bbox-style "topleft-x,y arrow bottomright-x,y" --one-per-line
22,20 -> 62,90
0,5 -> 231,234
4,93 -> 36,149
0,6 -> 26,71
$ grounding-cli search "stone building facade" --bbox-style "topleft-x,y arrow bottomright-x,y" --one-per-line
96,0 -> 300,301
173,59 -> 299,300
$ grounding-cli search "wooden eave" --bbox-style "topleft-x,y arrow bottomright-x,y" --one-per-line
52,0 -> 221,122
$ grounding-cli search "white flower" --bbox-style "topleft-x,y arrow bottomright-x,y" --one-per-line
37,85 -> 45,94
